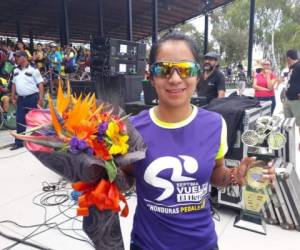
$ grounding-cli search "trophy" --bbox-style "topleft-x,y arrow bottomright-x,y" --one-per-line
234,116 -> 286,235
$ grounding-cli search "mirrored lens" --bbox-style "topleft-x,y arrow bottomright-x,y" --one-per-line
150,61 -> 199,78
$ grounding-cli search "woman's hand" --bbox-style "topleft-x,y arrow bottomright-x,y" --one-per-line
237,157 -> 276,186
262,161 -> 276,184
236,157 -> 256,186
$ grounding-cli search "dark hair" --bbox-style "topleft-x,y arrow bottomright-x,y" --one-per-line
37,43 -> 42,46
148,31 -> 200,66
286,49 -> 298,60
256,68 -> 262,74
16,40 -> 25,49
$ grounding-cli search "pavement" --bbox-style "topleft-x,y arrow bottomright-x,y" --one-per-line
0,129 -> 15,149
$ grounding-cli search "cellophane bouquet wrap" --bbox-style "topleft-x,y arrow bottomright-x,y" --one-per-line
12,81 -> 146,250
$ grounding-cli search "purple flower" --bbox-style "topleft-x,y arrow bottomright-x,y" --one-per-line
98,122 -> 108,136
68,136 -> 92,155
69,136 -> 80,148
69,137 -> 82,154
86,147 -> 94,155
78,140 -> 89,150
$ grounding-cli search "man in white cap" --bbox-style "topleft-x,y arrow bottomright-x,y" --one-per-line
10,50 -> 44,150
197,51 -> 225,104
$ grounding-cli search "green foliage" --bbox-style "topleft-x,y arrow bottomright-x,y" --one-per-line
210,0 -> 250,65
173,22 -> 205,60
210,0 -> 300,69
105,160 -> 117,182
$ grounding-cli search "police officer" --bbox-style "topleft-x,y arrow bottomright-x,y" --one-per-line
11,50 -> 44,150
197,51 -> 225,104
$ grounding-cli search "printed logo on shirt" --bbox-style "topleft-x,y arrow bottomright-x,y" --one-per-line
143,156 -> 209,214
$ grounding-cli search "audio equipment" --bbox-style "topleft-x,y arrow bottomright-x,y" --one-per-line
91,37 -> 146,77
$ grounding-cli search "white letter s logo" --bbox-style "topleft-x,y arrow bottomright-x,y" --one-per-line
144,156 -> 198,201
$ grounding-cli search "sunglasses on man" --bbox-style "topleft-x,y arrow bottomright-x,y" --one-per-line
150,61 -> 200,79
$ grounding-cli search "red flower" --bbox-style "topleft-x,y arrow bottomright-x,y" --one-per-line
92,140 -> 111,161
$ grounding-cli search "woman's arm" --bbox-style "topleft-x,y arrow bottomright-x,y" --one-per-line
266,72 -> 276,90
252,77 -> 269,91
211,158 -> 235,187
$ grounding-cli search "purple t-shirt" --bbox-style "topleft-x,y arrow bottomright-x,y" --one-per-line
130,107 -> 222,250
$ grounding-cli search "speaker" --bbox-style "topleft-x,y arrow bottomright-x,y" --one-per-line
72,76 -> 143,108
108,38 -> 146,60
142,80 -> 158,105
90,37 -> 146,77
99,75 -> 143,107
70,80 -> 100,98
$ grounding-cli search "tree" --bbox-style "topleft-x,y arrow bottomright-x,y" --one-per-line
173,22 -> 205,59
210,0 -> 250,65
142,22 -> 205,62
210,0 -> 300,69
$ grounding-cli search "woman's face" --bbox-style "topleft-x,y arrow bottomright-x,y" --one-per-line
262,60 -> 271,71
17,42 -> 24,50
151,40 -> 198,108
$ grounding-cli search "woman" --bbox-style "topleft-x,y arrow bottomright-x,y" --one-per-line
16,41 -> 32,60
33,43 -> 46,72
121,32 -> 275,250
253,59 -> 277,113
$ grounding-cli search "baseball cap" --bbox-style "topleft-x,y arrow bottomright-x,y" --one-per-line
204,51 -> 219,60
14,50 -> 28,57
286,49 -> 298,60
49,42 -> 57,47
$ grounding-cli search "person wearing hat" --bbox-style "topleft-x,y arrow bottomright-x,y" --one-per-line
47,42 -> 63,90
16,40 -> 32,60
196,51 -> 225,104
253,60 -> 263,75
284,49 -> 300,146
10,50 -> 44,150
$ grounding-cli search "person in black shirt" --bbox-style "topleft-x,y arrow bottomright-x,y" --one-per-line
284,49 -> 300,130
197,51 -> 225,104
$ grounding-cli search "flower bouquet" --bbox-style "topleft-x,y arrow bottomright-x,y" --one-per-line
12,81 -> 146,249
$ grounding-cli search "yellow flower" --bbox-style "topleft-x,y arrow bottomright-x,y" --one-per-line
106,121 -> 129,155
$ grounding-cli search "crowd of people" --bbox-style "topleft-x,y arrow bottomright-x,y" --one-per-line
0,40 -> 92,149
0,40 -> 91,85
196,50 -> 299,116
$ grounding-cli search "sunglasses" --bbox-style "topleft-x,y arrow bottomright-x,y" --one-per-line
150,61 -> 200,79
204,56 -> 217,61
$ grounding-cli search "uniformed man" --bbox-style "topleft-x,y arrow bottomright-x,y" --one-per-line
11,50 -> 44,150
197,51 -> 225,104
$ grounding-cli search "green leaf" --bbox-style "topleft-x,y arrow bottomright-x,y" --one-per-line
104,160 -> 117,182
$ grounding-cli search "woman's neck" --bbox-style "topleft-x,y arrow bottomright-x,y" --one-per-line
155,103 -> 193,123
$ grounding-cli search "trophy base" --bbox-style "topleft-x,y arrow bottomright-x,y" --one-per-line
248,148 -> 275,161
234,212 -> 267,235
